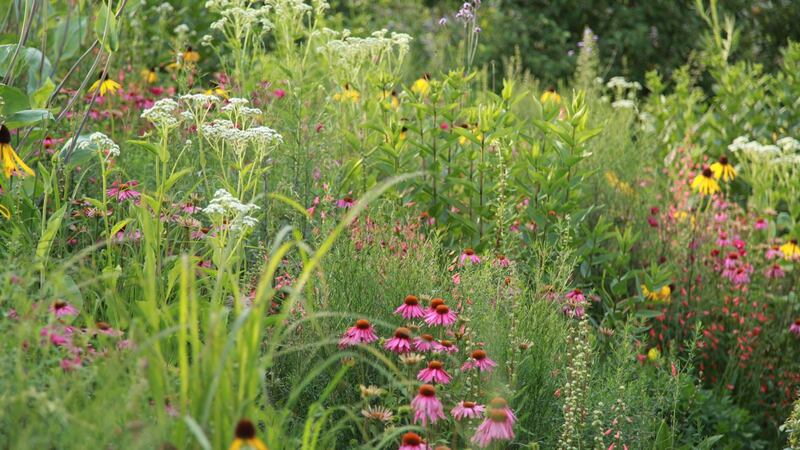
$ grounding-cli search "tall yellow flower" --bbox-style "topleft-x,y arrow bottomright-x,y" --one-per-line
229,419 -> 268,450
411,75 -> 431,96
540,89 -> 561,104
647,347 -> 661,361
141,67 -> 158,84
333,84 -> 360,103
183,46 -> 200,63
780,240 -> 800,260
691,168 -> 721,196
89,74 -> 122,96
710,156 -> 736,182
384,90 -> 400,109
0,124 -> 35,178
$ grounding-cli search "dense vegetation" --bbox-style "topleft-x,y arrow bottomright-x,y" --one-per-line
1,0 -> 800,449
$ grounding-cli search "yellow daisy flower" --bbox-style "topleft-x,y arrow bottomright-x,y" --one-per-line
141,67 -> 158,84
780,239 -> 800,260
399,126 -> 408,141
0,124 -> 35,178
183,46 -> 200,63
540,89 -> 561,104
229,419 -> 268,450
647,347 -> 661,361
205,86 -> 228,98
384,90 -> 400,109
411,75 -> 431,96
89,74 -> 122,96
710,156 -> 736,182
691,168 -> 721,196
333,84 -> 360,103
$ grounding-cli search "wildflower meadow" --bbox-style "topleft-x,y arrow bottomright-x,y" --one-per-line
3,0 -> 800,449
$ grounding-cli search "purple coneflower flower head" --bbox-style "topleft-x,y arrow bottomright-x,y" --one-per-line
94,321 -> 123,336
764,264 -> 785,279
462,349 -> 497,372
399,432 -> 430,450
471,406 -> 515,448
494,254 -> 511,268
566,288 -> 585,303
755,218 -> 767,230
60,356 -> 82,371
40,326 -> 71,347
50,300 -> 78,318
766,245 -> 783,260
417,360 -> 452,384
790,319 -> 800,336
451,400 -> 485,420
385,327 -> 414,353
395,294 -> 425,319
425,304 -> 457,326
414,333 -> 437,352
107,180 -> 141,202
339,319 -> 378,348
716,231 -> 731,247
433,339 -> 459,354
336,196 -> 355,208
460,248 -> 480,265
411,384 -> 446,425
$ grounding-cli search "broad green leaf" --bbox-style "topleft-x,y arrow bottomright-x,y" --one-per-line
0,83 -> 30,115
35,205 -> 67,269
30,77 -> 55,108
3,109 -> 52,129
94,4 -> 119,53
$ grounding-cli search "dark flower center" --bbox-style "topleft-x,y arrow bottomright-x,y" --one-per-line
719,156 -> 729,165
402,432 -> 422,445
234,419 -> 256,439
421,333 -> 434,342
430,298 -> 445,309
435,304 -> 450,314
464,248 -> 475,255
489,397 -> 507,408
404,295 -> 419,306
394,327 -> 411,339
463,401 -> 476,408
428,360 -> 443,370
419,384 -> 436,397
355,319 -> 370,330
0,125 -> 10,144
488,409 -> 508,422
471,349 -> 487,360
702,168 -> 713,178
53,301 -> 67,310
439,340 -> 453,348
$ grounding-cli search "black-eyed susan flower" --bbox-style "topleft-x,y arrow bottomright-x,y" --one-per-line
0,124 -> 34,178
691,168 -> 720,196
89,74 -> 122,96
399,126 -> 408,141
540,88 -> 561,104
710,155 -> 736,182
141,67 -> 158,84
183,46 -> 200,63
384,90 -> 399,109
228,419 -> 267,450
333,84 -> 360,103
205,86 -> 228,98
411,74 -> 431,96
780,239 -> 800,260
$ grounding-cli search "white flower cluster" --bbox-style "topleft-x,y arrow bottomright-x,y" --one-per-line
220,98 -> 262,117
174,24 -> 190,35
207,0 -> 274,35
777,137 -> 800,152
141,98 -> 181,128
611,99 -> 635,109
77,132 -> 120,158
728,136 -> 781,155
316,29 -> 412,76
201,119 -> 282,152
180,93 -> 221,107
606,76 -> 642,91
203,188 -> 260,230
155,2 -> 174,14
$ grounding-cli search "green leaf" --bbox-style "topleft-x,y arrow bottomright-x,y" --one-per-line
0,83 -> 30,115
3,109 -> 52,129
30,77 -> 55,108
35,205 -> 67,270
126,139 -> 159,157
94,3 -> 119,53
23,47 -> 52,93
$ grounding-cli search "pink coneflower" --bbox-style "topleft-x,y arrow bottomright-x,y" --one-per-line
50,300 -> 78,318
462,349 -> 497,372
336,196 -> 355,208
385,327 -> 414,353
433,339 -> 459,354
107,180 -> 141,202
60,356 -> 82,371
414,333 -> 437,352
790,319 -> 800,336
411,384 -> 446,425
471,408 -> 515,448
273,88 -> 286,99
425,304 -> 457,326
417,360 -> 452,384
451,401 -> 485,420
488,397 -> 517,424
460,248 -> 480,265
494,254 -> 511,268
339,319 -> 378,348
755,218 -> 767,230
766,245 -> 783,260
722,252 -> 739,269
764,264 -> 785,279
566,289 -> 585,302
452,273 -> 461,285
399,432 -> 430,450
40,326 -> 71,347
94,321 -> 123,337
395,295 -> 426,319
716,231 -> 731,247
